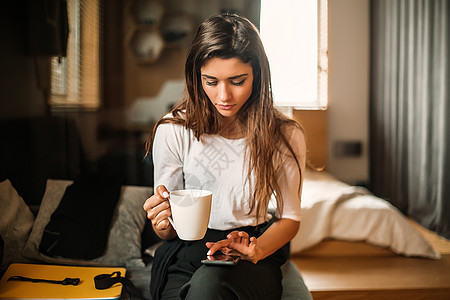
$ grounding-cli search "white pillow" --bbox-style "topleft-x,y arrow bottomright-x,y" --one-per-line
22,179 -> 153,268
0,180 -> 35,271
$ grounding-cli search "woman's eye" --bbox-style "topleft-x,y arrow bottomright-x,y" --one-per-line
232,80 -> 245,86
205,81 -> 217,86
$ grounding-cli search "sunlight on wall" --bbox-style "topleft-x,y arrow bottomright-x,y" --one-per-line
260,0 -> 327,109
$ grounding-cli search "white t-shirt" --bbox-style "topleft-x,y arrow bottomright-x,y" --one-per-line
152,121 -> 306,230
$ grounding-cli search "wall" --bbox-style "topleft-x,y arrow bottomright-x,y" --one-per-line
0,0 -> 370,187
119,0 -> 261,111
327,0 -> 370,185
0,2 -> 154,189
0,2 -> 48,119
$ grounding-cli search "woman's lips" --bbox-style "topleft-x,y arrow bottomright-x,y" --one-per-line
218,104 -> 235,110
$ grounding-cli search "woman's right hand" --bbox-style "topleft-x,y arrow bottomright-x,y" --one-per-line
143,185 -> 177,239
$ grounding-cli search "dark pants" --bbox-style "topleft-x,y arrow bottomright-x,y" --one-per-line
159,224 -> 288,300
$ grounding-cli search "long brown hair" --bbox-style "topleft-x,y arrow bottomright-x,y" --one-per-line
146,14 -> 303,222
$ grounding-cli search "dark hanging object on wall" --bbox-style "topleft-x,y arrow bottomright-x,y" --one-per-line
28,0 -> 69,57
0,235 -> 4,266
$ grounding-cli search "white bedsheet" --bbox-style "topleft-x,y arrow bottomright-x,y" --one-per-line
290,169 -> 440,259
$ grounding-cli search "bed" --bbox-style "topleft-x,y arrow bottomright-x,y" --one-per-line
288,168 -> 450,299
290,168 -> 440,259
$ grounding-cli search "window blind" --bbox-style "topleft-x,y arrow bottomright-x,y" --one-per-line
50,0 -> 101,110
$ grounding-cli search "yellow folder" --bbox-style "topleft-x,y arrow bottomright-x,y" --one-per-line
0,263 -> 126,299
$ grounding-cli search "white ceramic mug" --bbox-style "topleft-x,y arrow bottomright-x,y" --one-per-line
168,189 -> 212,241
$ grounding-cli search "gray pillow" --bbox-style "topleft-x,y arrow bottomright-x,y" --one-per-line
0,180 -> 35,271
22,179 -> 153,268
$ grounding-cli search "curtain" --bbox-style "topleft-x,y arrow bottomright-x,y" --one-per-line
370,0 -> 450,238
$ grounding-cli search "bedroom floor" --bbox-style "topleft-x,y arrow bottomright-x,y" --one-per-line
292,220 -> 450,300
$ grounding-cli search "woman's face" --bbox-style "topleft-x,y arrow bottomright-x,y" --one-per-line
201,57 -> 253,120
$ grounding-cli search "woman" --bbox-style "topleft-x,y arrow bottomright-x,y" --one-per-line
143,14 -> 310,300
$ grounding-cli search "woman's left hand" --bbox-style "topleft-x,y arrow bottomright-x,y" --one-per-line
206,231 -> 260,264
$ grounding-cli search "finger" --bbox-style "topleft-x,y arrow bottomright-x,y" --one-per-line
238,231 -> 249,244
226,231 -> 241,240
227,231 -> 249,246
222,248 -> 238,256
143,190 -> 166,211
155,218 -> 170,230
238,231 -> 249,239
142,196 -> 154,211
207,255 -> 217,261
146,198 -> 170,221
149,207 -> 172,232
205,242 -> 226,251
156,185 -> 170,199
207,240 -> 232,256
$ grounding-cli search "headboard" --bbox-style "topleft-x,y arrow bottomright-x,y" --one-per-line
293,109 -> 328,170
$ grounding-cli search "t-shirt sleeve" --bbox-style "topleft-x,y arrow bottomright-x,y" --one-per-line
152,123 -> 185,192
275,125 -> 307,221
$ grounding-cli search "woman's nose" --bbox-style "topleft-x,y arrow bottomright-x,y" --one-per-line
217,83 -> 231,102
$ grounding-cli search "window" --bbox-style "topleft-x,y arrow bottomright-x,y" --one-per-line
260,0 -> 328,109
50,0 -> 101,110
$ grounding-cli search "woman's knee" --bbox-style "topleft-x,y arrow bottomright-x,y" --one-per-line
180,266 -> 239,300
180,262 -> 283,300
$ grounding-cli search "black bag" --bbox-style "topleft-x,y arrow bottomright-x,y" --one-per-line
39,173 -> 122,259
95,271 -> 144,300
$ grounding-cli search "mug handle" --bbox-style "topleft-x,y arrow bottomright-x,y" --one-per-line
167,216 -> 177,231
166,194 -> 177,231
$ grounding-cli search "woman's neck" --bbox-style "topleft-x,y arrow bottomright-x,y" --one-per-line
219,117 -> 245,139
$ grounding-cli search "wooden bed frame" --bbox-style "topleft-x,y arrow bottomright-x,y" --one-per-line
291,219 -> 450,299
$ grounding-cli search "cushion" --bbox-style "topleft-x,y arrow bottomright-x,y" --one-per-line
22,179 -> 153,268
0,180 -> 35,271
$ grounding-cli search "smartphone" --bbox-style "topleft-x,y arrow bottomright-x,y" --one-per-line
201,253 -> 241,266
